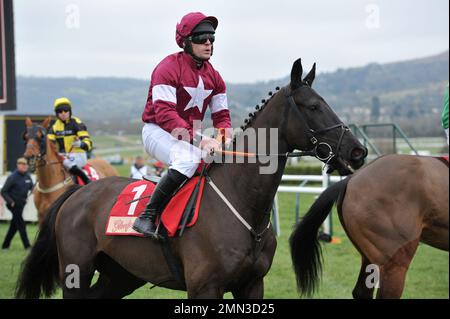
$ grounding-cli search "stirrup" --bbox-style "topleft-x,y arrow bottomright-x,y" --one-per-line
151,222 -> 163,240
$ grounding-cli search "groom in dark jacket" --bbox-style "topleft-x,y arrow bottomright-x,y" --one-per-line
1,158 -> 34,249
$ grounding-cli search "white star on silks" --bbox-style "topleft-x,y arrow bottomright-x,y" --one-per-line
183,76 -> 213,112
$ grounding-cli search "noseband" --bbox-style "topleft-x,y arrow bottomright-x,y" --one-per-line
284,86 -> 350,164
24,125 -> 50,170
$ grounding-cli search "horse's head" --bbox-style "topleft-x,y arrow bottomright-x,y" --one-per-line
282,59 -> 367,175
23,117 -> 52,172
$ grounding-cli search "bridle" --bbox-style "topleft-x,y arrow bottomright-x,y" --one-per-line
205,85 -> 353,244
283,85 -> 351,165
24,125 -> 47,167
24,125 -> 64,169
24,124 -> 70,193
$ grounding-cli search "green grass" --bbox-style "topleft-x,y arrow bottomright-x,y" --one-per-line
1,134 -> 448,298
0,192 -> 448,299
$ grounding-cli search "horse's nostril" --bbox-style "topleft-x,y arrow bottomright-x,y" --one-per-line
351,147 -> 367,161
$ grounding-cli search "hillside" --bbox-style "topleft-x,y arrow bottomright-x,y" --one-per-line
12,50 -> 449,136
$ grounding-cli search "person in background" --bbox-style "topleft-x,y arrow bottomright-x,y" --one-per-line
153,161 -> 166,177
130,156 -> 149,179
1,158 -> 33,250
442,83 -> 449,146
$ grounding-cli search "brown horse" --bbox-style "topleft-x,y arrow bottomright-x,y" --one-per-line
290,154 -> 449,299
16,59 -> 367,299
23,117 -> 119,226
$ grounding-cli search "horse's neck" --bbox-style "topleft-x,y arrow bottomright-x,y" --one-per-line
209,93 -> 289,226
36,139 -> 66,188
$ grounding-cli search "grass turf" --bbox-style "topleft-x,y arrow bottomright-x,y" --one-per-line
0,193 -> 448,299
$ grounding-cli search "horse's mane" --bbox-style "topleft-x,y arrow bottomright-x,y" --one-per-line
231,86 -> 282,144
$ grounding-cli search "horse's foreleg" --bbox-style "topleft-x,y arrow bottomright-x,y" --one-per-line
232,277 -> 264,299
376,239 -> 419,299
187,285 -> 225,299
352,256 -> 375,299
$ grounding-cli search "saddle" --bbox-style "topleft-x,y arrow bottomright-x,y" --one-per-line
105,175 -> 206,238
73,164 -> 100,185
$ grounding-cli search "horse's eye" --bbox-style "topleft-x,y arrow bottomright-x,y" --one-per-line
308,105 -> 318,111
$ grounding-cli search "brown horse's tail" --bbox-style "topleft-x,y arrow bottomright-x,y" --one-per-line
289,177 -> 350,297
15,185 -> 82,299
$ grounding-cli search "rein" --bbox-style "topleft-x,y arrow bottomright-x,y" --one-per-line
211,86 -> 350,164
204,86 -> 352,242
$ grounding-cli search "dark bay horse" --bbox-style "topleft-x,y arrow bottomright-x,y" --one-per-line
290,154 -> 449,299
16,59 -> 367,299
23,117 -> 119,226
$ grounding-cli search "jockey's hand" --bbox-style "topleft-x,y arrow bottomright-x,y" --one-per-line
215,128 -> 233,149
223,137 -> 233,149
200,137 -> 221,155
72,140 -> 82,148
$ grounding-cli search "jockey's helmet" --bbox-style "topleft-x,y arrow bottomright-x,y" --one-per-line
175,12 -> 218,48
54,97 -> 72,115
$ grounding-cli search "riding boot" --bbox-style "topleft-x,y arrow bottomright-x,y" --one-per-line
69,166 -> 91,185
132,169 -> 188,237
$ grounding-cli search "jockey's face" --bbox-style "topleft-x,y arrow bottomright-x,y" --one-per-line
57,110 -> 71,121
191,38 -> 213,60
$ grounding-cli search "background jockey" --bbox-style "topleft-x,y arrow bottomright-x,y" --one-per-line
133,12 -> 232,237
48,97 -> 93,185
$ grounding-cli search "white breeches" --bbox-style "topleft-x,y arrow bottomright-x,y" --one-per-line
142,123 -> 203,178
62,153 -> 88,170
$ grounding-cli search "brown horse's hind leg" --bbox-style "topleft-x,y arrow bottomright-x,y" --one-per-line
352,256 -> 375,299
376,239 -> 420,299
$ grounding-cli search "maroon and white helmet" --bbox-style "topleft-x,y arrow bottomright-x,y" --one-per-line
175,12 -> 218,48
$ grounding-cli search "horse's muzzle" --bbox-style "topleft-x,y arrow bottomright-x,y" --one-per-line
350,146 -> 368,162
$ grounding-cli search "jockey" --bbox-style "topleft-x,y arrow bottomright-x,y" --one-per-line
133,12 -> 232,237
48,97 -> 93,185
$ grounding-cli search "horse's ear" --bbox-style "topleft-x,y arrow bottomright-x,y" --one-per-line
290,58 -> 303,90
303,63 -> 316,87
42,116 -> 51,129
25,117 -> 33,128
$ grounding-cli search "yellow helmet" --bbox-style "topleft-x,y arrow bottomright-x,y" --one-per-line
54,97 -> 72,112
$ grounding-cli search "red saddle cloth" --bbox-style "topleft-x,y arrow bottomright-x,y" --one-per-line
105,176 -> 205,237
76,164 -> 101,185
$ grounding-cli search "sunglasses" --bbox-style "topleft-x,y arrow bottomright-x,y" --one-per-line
56,109 -> 70,114
190,33 -> 215,45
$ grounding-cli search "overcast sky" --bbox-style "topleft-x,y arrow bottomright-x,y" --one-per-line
14,0 -> 449,83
